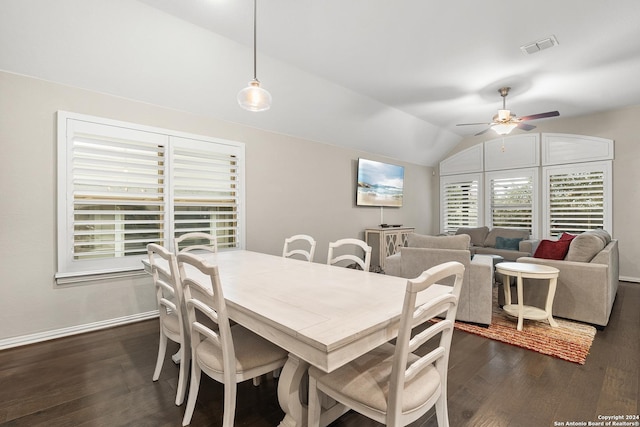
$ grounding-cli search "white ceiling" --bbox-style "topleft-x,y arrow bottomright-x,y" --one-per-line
2,0 -> 640,166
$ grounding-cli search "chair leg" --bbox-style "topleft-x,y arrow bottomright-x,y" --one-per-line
222,381 -> 237,427
175,344 -> 190,406
307,376 -> 321,427
252,375 -> 261,386
435,394 -> 449,427
182,363 -> 201,426
152,330 -> 167,381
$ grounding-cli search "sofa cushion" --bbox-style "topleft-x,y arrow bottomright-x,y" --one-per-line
407,233 -> 470,250
455,226 -> 489,247
533,239 -> 571,260
565,232 -> 606,262
495,236 -> 522,250
559,232 -> 577,242
588,229 -> 611,245
483,227 -> 530,248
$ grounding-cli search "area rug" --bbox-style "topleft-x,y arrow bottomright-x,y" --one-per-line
451,291 -> 597,365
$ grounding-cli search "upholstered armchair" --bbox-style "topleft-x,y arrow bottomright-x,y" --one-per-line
385,233 -> 494,325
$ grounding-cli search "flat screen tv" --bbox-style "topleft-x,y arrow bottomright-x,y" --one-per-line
356,158 -> 404,207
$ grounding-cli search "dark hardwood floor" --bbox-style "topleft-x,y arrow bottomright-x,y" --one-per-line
1,282 -> 638,427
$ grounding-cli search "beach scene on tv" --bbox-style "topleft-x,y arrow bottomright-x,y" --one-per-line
356,158 -> 404,207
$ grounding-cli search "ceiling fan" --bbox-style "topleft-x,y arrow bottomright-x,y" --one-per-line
457,87 -> 560,136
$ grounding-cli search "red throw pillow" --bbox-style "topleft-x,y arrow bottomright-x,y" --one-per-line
533,239 -> 571,260
559,232 -> 577,242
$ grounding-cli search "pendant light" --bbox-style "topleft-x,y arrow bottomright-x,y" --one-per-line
237,0 -> 271,111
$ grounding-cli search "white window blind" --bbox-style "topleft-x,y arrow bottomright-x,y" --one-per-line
486,168 -> 538,235
543,162 -> 612,237
440,174 -> 481,234
57,112 -> 245,281
171,138 -> 241,250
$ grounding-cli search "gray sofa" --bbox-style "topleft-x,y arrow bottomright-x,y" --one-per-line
500,229 -> 619,327
455,226 -> 539,261
385,233 -> 494,325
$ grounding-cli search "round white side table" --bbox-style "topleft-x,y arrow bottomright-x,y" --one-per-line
495,262 -> 560,331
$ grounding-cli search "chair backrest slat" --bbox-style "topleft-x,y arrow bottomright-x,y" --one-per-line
327,238 -> 372,271
175,232 -> 218,254
283,234 -> 316,262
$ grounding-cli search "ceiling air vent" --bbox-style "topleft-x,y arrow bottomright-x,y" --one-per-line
520,35 -> 559,55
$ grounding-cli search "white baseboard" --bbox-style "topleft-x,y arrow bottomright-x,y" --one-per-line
620,276 -> 640,283
0,310 -> 159,351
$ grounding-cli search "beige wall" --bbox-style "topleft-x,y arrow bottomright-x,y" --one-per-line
0,71 -> 436,343
439,105 -> 640,281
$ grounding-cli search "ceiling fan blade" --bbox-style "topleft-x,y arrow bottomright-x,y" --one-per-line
517,123 -> 536,131
519,111 -> 560,121
474,128 -> 492,136
456,122 -> 492,126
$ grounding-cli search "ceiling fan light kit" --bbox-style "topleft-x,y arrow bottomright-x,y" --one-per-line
492,122 -> 518,135
497,109 -> 510,121
237,0 -> 271,112
457,86 -> 560,136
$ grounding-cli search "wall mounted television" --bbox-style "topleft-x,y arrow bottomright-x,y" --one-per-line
356,158 -> 404,207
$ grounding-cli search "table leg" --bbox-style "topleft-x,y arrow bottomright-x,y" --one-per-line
277,354 -> 309,427
276,354 -> 349,427
503,273 -> 512,305
546,276 -> 559,327
516,273 -> 524,331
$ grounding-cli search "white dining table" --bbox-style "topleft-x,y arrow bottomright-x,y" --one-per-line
144,249 -> 452,427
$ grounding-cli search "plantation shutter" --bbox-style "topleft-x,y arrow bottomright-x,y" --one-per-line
59,119 -> 168,276
486,168 -> 538,234
441,174 -> 480,234
544,162 -> 612,236
171,137 -> 241,250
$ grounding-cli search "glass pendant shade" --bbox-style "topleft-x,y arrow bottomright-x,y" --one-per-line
237,79 -> 272,112
492,122 -> 518,135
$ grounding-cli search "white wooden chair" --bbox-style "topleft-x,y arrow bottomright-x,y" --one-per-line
327,238 -> 372,271
147,243 -> 190,406
282,234 -> 316,262
178,252 -> 288,427
308,261 -> 465,427
174,232 -> 218,254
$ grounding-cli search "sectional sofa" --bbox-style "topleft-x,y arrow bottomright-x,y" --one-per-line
503,229 -> 619,327
455,226 -> 539,261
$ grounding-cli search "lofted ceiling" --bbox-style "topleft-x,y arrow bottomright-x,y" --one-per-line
2,0 -> 640,166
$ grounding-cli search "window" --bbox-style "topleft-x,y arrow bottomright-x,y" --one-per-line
56,112 -> 245,282
439,134 -> 613,238
543,161 -> 612,237
485,168 -> 538,236
440,174 -> 482,234
171,137 -> 242,250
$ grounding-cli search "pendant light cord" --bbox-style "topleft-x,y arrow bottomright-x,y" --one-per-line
253,0 -> 257,81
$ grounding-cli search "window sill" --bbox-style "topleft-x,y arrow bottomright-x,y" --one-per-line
54,269 -> 149,287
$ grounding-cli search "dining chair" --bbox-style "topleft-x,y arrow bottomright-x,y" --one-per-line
282,234 -> 317,262
178,252 -> 289,427
147,243 -> 190,406
327,238 -> 372,271
174,232 -> 218,254
308,261 -> 465,427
